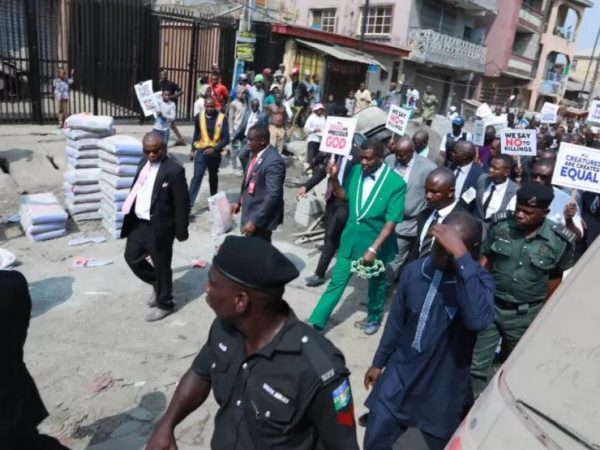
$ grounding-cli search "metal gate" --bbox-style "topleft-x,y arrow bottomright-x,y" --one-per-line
0,0 -> 237,124
154,8 -> 237,121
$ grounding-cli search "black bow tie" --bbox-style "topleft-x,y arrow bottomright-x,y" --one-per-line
362,173 -> 375,181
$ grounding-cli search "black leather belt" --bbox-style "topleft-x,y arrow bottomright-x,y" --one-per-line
495,297 -> 543,312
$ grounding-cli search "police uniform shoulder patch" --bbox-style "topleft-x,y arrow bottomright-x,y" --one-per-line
551,223 -> 577,244
491,210 -> 514,224
301,333 -> 337,386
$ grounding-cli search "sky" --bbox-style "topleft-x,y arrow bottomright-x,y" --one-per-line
577,0 -> 600,50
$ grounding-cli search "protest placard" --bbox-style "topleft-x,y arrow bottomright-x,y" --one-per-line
476,103 -> 493,120
486,116 -> 508,135
472,120 -> 486,146
587,100 -> 600,126
540,102 -> 559,124
385,105 -> 410,136
319,117 -> 357,157
134,80 -> 158,117
552,142 -> 600,194
500,129 -> 536,156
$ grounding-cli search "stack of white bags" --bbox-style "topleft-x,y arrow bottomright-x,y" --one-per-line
63,114 -> 115,222
20,193 -> 68,241
97,135 -> 143,238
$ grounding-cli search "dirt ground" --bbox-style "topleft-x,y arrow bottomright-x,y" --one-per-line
0,124 -> 428,449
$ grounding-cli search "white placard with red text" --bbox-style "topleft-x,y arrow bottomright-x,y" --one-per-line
500,129 -> 537,156
134,80 -> 158,117
319,116 -> 357,157
385,104 -> 410,136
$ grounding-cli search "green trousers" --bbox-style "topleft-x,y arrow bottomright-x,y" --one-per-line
471,301 -> 543,395
308,255 -> 387,329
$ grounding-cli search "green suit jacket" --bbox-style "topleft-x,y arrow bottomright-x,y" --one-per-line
338,164 -> 407,263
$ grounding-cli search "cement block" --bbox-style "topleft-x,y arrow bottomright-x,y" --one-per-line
294,196 -> 323,227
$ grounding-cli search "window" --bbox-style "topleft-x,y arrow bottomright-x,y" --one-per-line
420,2 -> 457,35
357,6 -> 393,36
310,8 -> 337,33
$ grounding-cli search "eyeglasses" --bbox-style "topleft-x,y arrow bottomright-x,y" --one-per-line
143,147 -> 163,155
531,172 -> 549,181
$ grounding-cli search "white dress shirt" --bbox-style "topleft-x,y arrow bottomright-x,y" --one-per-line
361,164 -> 385,207
419,147 -> 430,158
419,200 -> 457,249
482,179 -> 516,219
393,155 -> 414,183
245,111 -> 259,136
454,162 -> 472,196
135,161 -> 162,220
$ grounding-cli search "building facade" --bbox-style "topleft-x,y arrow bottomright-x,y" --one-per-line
571,47 -> 600,101
282,0 -> 497,114
477,0 -> 592,111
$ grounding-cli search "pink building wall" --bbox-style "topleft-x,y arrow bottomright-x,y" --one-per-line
483,0 -> 521,77
286,0 -> 411,49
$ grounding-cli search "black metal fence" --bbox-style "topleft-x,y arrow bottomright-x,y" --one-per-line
0,0 -> 237,124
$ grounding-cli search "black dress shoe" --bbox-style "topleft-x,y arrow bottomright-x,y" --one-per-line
305,274 -> 326,287
146,308 -> 174,322
358,412 -> 369,427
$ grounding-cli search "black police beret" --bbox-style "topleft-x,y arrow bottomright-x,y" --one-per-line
516,184 -> 554,208
212,236 -> 299,292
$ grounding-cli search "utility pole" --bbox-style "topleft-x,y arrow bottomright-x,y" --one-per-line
359,0 -> 370,51
587,36 -> 600,109
582,24 -> 600,109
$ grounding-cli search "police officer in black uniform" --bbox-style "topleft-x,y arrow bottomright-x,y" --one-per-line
146,236 -> 359,450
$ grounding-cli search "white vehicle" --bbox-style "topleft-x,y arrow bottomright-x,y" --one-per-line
448,239 -> 600,449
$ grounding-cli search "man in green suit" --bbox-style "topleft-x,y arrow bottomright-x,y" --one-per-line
308,138 -> 407,335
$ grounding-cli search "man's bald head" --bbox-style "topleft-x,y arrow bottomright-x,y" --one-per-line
412,130 -> 429,153
392,136 -> 415,166
143,131 -> 165,147
425,167 -> 456,209
443,211 -> 482,255
142,131 -> 167,162
453,140 -> 475,166
427,167 -> 455,188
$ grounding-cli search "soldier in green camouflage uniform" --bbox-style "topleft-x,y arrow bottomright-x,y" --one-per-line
471,184 -> 576,393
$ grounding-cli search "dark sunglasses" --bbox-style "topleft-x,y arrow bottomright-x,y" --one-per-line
531,172 -> 549,180
143,147 -> 163,155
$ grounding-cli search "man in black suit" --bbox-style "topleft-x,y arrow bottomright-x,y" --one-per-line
411,167 -> 464,260
451,141 -> 484,212
296,146 -> 360,287
122,132 -> 190,322
474,154 -> 518,233
230,124 -> 286,242
1,270 -> 69,449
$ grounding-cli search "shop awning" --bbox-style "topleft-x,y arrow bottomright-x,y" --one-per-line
296,39 -> 386,69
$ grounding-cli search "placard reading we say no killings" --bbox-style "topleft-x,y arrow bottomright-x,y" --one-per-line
500,129 -> 537,156
320,117 -> 357,157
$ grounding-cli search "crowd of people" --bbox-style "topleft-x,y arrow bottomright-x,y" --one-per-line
8,65 -> 600,450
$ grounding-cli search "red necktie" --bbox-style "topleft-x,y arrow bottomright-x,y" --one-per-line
245,155 -> 257,183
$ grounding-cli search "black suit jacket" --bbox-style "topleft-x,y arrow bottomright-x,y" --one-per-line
239,146 -> 286,230
407,202 -> 467,263
452,163 -> 484,212
0,270 -> 48,436
303,146 -> 361,196
121,155 -> 190,241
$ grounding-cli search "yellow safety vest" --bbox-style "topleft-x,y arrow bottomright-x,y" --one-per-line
193,112 -> 225,149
